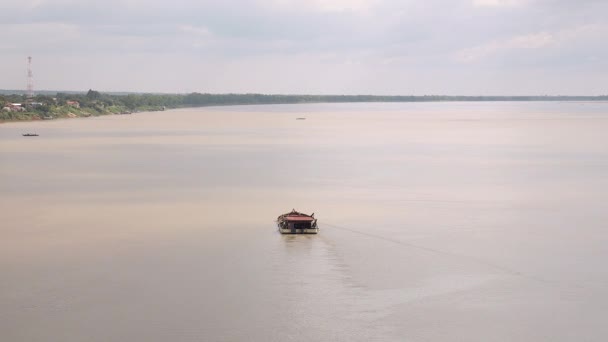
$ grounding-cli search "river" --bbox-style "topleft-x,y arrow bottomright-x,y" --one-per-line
1,102 -> 608,341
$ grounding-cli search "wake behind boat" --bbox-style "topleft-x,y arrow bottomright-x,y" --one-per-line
277,209 -> 318,234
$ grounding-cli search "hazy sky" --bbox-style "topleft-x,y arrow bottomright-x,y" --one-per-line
0,0 -> 606,95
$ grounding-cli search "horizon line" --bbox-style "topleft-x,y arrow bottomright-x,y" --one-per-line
1,89 -> 607,97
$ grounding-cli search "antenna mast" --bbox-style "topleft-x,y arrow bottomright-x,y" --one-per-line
26,56 -> 34,98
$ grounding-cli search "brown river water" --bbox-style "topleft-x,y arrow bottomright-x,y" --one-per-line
1,102 -> 608,341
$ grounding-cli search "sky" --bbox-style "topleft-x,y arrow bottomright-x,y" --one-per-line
0,0 -> 606,95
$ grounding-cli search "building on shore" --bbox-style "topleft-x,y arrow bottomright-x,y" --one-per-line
66,100 -> 80,108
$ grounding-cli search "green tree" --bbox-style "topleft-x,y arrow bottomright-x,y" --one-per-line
86,89 -> 101,100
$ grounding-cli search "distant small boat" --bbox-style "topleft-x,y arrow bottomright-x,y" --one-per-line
22,133 -> 39,137
296,117 -> 306,120
277,209 -> 318,234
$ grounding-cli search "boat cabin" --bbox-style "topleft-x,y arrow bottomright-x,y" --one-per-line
277,209 -> 318,234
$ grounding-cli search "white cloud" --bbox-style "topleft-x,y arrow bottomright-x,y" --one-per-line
557,23 -> 608,43
472,0 -> 527,7
262,0 -> 378,12
177,25 -> 215,49
0,23 -> 81,51
179,25 -> 213,37
454,22 -> 608,63
454,32 -> 555,62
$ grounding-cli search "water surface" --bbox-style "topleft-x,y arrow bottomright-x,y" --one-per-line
2,102 -> 608,341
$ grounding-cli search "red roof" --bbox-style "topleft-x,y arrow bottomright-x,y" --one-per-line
283,216 -> 315,222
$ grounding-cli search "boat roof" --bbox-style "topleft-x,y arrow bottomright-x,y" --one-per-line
283,216 -> 315,222
278,209 -> 315,222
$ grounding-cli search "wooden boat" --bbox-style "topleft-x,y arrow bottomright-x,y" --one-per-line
277,209 -> 318,234
22,133 -> 39,136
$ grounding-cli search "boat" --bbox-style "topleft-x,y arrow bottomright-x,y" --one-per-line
22,133 -> 39,136
277,209 -> 318,234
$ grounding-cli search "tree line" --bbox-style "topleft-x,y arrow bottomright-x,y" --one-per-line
2,90 -> 608,121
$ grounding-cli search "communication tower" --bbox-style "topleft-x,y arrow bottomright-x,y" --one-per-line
26,56 -> 34,98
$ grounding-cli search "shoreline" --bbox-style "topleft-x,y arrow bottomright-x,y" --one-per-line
3,98 -> 608,124
0,105 -> 167,124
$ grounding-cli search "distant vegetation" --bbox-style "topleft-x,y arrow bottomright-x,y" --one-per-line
1,89 -> 607,122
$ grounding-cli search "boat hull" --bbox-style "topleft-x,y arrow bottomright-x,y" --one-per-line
278,227 -> 319,234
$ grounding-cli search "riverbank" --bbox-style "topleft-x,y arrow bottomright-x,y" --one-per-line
0,104 -> 166,123
2,90 -> 608,123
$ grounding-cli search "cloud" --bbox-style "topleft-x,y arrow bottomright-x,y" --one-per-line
472,0 -> 527,7
0,22 -> 81,52
454,23 -> 608,63
0,0 -> 607,94
264,0 -> 379,12
178,25 -> 212,37
455,32 -> 555,62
